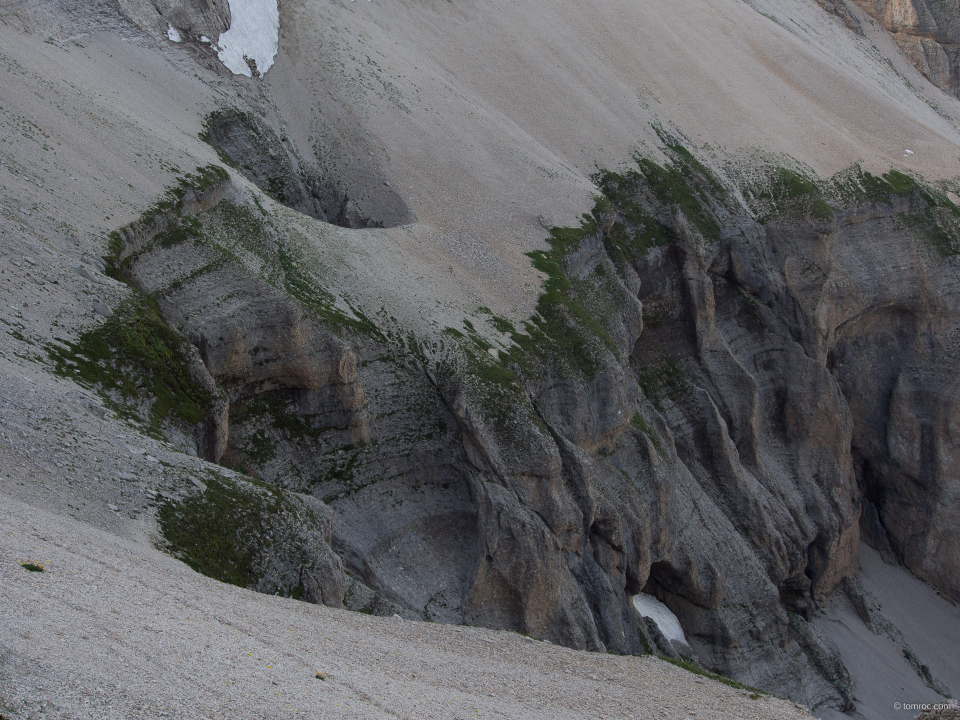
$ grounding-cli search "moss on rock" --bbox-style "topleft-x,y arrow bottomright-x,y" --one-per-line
46,295 -> 213,435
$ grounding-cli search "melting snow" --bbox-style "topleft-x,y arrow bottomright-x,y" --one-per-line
632,593 -> 688,645
167,24 -> 182,43
216,0 -> 279,77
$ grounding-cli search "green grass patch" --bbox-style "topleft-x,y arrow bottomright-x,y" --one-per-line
859,169 -> 921,200
636,356 -> 691,410
748,167 -> 834,224
593,169 -> 678,257
275,242 -> 382,337
156,215 -> 204,249
634,158 -> 722,240
45,295 -> 212,435
831,165 -> 937,206
624,128 -> 726,241
499,218 -> 618,380
898,207 -> 960,257
658,656 -> 766,694
20,562 -> 44,572
157,475 -> 288,589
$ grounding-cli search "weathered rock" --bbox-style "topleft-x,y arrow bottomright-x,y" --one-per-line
92,301 -> 112,317
200,109 -> 412,229
158,474 -> 348,607
107,141 -> 960,711
733,187 -> 960,605
915,703 -> 960,720
644,617 -> 681,659
116,0 -> 230,41
850,0 -> 960,96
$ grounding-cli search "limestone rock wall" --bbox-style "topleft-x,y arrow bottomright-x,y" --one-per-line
105,139 -> 960,711
851,0 -> 960,96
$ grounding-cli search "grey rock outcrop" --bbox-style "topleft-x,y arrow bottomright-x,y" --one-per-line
200,108 -> 413,229
724,181 -> 960,605
915,704 -> 960,720
851,0 -> 960,96
104,143 -> 960,711
0,0 -> 227,40
157,473 -> 348,607
116,0 -> 230,41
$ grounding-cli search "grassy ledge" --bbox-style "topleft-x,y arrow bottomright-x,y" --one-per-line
46,295 -> 213,437
46,167 -> 229,439
157,473 -> 314,597
105,165 -> 228,281
657,656 -> 766,696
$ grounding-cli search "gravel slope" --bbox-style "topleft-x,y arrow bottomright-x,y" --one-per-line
814,545 -> 960,720
0,493 -> 813,720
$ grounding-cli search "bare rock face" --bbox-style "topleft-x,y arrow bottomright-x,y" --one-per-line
104,142 -> 960,710
200,109 -> 414,229
152,0 -> 230,37
749,197 -> 960,606
916,704 -> 960,720
116,0 -> 230,41
726,171 -> 960,609
850,0 -> 960,96
0,0 -> 229,41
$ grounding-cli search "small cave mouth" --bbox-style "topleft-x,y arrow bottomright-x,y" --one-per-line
642,560 -> 686,600
638,561 -> 697,659
199,108 -> 412,229
779,572 -> 815,620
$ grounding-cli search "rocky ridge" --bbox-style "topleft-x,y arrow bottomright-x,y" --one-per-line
75,127 -> 960,712
1,0 -> 960,717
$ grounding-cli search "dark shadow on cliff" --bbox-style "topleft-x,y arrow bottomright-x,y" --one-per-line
199,108 -> 415,229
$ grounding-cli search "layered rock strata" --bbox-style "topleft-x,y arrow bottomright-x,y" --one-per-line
852,0 -> 960,96
86,140 -> 957,709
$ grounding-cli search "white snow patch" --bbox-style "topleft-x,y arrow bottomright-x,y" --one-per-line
215,0 -> 279,77
633,593 -> 688,645
167,24 -> 182,43
200,35 -> 211,44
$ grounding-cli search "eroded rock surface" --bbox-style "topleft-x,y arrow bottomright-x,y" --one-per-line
94,138 -> 960,712
200,109 -> 405,228
80,127 -> 960,716
117,0 -> 231,40
852,0 -> 960,96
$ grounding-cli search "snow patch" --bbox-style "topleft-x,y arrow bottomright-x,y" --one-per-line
167,24 -> 182,43
633,593 -> 688,645
215,0 -> 279,77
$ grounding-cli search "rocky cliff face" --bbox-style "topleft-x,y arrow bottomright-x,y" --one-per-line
116,0 -> 230,41
87,129 -> 960,711
4,0 -> 959,712
852,0 -> 960,96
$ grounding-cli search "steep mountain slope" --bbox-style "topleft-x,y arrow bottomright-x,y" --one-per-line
1,0 -> 960,717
